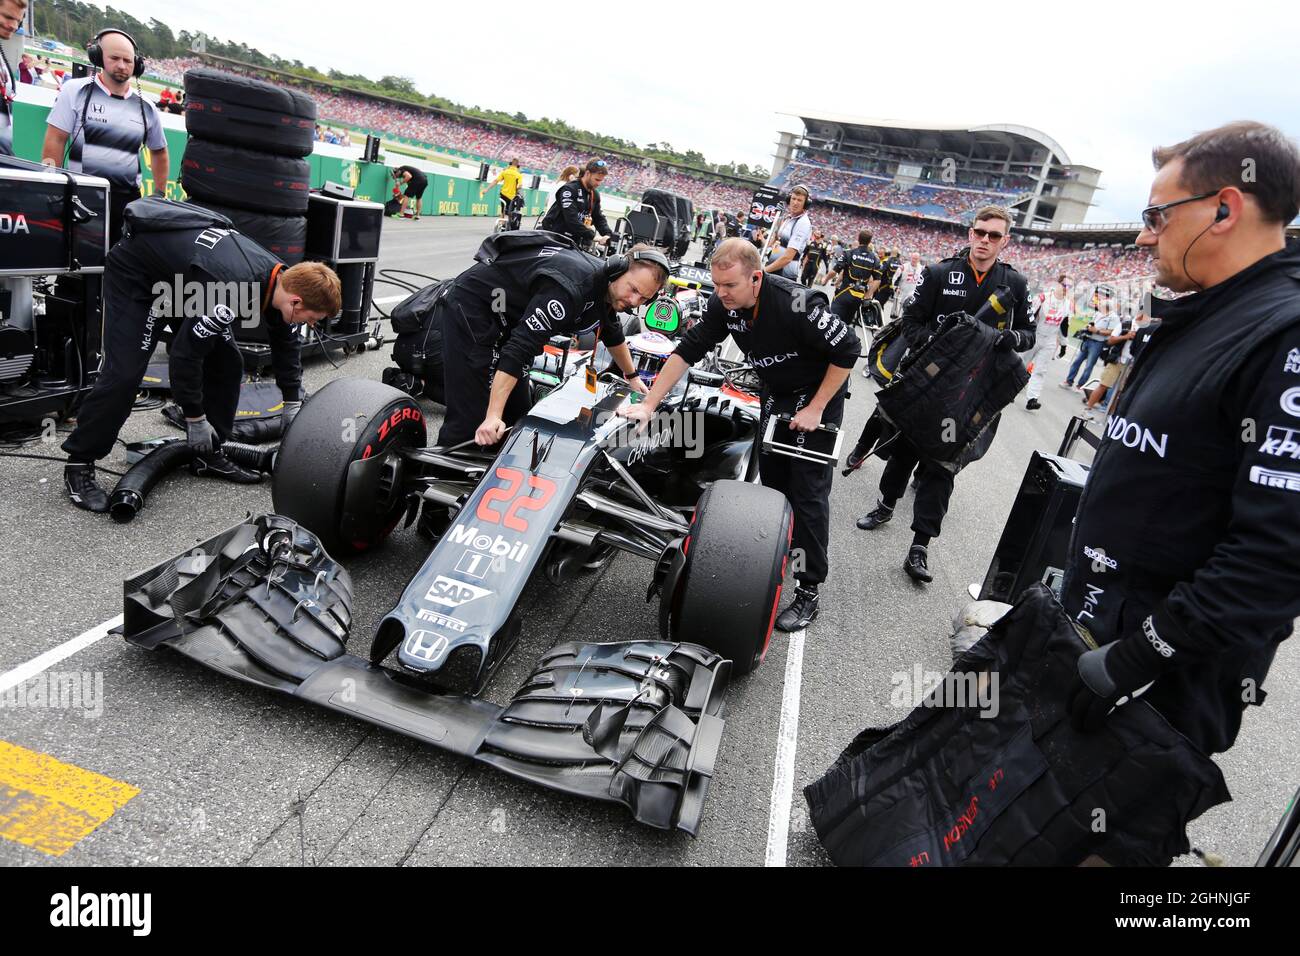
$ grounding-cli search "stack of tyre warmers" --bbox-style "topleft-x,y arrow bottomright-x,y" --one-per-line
803,585 -> 1230,867
875,313 -> 1029,471
180,69 -> 316,274
385,280 -> 447,404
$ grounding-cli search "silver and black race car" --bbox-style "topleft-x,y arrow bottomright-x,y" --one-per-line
120,345 -> 789,834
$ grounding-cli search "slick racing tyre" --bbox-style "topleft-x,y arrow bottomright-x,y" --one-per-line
272,378 -> 426,556
188,199 -> 307,264
181,138 -> 311,216
183,67 -> 317,157
666,479 -> 793,675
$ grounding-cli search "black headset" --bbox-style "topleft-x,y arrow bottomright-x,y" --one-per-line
1215,201 -> 1230,222
87,28 -> 146,78
605,247 -> 671,281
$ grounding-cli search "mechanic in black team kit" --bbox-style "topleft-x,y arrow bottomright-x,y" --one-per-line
619,238 -> 861,631
61,198 -> 342,512
539,159 -> 613,249
824,230 -> 882,328
434,233 -> 668,448
392,164 -> 429,219
856,206 -> 1033,581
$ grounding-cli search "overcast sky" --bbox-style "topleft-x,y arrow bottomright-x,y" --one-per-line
97,0 -> 1300,221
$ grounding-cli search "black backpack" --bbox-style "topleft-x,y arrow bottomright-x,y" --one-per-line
472,229 -> 577,266
123,196 -> 233,235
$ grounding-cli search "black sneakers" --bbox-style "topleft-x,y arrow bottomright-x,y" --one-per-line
64,463 -> 110,513
1026,398 -> 1042,410
776,586 -> 819,631
904,545 -> 933,583
190,449 -> 263,484
856,500 -> 894,530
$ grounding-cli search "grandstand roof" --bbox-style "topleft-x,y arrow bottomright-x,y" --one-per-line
782,112 -> 1073,166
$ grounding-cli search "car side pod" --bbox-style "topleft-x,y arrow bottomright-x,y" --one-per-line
117,514 -> 731,835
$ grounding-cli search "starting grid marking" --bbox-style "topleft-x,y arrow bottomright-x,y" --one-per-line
0,740 -> 139,856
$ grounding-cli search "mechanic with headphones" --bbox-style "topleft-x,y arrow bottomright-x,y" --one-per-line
824,229 -> 883,328
432,232 -> 667,448
1062,121 -> 1300,761
41,28 -> 169,245
619,237 -> 861,631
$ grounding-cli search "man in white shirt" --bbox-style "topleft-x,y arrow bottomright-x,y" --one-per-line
893,251 -> 924,319
765,184 -> 813,280
1025,273 -> 1073,409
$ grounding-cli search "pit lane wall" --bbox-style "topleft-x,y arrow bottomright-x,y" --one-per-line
7,96 -> 550,218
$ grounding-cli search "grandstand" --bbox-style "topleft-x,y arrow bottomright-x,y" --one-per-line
771,114 -> 1101,229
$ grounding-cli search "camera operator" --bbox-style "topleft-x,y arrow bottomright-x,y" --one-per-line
1064,121 -> 1300,759
765,184 -> 812,279
824,229 -> 882,328
539,159 -> 612,248
433,236 -> 665,448
856,206 -> 1033,582
41,29 -> 169,245
61,198 -> 342,512
618,238 -> 861,631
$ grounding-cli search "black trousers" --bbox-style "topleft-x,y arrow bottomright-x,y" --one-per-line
107,186 -> 142,248
877,438 -> 956,539
830,288 -> 867,327
800,258 -> 820,287
62,234 -> 239,462
435,298 -> 533,447
758,386 -> 845,587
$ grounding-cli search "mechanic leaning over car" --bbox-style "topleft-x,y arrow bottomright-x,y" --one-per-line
433,232 -> 668,449
40,28 -> 170,246
1063,120 -> 1300,761
61,197 -> 342,512
618,238 -> 861,632
539,159 -> 613,248
855,205 -> 1034,583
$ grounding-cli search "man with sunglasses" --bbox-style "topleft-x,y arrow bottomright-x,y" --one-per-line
1062,121 -> 1300,760
856,205 -> 1033,582
540,158 -> 612,248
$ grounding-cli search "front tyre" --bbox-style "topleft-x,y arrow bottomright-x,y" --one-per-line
665,479 -> 793,675
272,378 -> 426,556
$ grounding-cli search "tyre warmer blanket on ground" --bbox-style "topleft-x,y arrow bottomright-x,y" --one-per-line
875,313 -> 1029,473
117,515 -> 729,835
803,585 -> 1230,866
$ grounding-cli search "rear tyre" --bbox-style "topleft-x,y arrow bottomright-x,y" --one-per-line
272,378 -> 427,556
667,479 -> 793,674
181,138 -> 311,215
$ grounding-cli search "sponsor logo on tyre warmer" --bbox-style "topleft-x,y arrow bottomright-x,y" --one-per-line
1260,425 -> 1300,459
415,607 -> 468,632
446,525 -> 531,562
404,629 -> 450,662
424,575 -> 493,608
1249,465 -> 1300,493
1281,386 -> 1300,418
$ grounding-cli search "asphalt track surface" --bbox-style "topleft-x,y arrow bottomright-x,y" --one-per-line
0,217 -> 1294,867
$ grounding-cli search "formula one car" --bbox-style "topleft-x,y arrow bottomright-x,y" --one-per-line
120,347 -> 788,833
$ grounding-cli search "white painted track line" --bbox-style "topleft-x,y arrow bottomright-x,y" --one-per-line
0,614 -> 123,694
764,628 -> 806,867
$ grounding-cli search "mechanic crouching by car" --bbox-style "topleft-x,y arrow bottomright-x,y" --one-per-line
434,232 -> 668,450
539,158 -> 613,249
1063,121 -> 1300,764
618,238 -> 861,631
61,197 -> 342,512
855,205 -> 1033,582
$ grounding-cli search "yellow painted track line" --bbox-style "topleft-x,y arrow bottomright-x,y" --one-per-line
0,741 -> 139,857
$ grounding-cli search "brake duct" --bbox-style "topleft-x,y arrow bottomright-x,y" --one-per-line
117,515 -> 730,835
